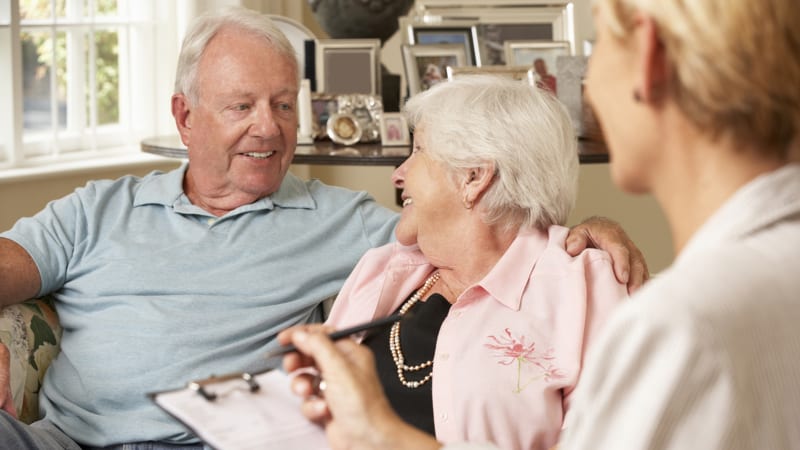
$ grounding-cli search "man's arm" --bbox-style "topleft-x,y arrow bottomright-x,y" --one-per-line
566,217 -> 650,294
0,237 -> 41,307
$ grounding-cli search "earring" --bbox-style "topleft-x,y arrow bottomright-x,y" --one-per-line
463,194 -> 474,210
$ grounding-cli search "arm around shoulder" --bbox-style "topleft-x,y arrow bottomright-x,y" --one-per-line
0,238 -> 41,307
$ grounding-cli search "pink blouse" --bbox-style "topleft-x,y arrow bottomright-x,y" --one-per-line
326,225 -> 627,450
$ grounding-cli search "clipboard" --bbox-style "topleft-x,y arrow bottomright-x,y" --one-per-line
149,369 -> 329,450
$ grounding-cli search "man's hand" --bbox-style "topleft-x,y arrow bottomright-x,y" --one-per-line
566,216 -> 650,294
0,343 -> 19,419
280,326 -> 441,450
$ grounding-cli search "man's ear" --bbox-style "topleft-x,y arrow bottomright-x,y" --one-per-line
171,94 -> 192,146
635,14 -> 670,103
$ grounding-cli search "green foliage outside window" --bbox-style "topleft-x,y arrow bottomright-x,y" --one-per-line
21,0 -> 120,127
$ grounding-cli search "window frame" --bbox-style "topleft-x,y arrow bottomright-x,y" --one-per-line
0,0 -> 175,173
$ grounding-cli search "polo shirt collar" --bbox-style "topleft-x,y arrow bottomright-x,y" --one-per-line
133,163 -> 316,214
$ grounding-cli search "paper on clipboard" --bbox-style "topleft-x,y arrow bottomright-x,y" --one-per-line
150,370 -> 329,450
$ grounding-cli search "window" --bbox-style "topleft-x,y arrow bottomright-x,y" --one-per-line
0,0 -> 164,170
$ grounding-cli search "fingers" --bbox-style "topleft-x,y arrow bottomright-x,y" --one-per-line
625,249 -> 650,294
565,227 -> 590,256
606,242 -> 632,287
0,343 -> 19,419
279,324 -> 335,373
300,396 -> 331,423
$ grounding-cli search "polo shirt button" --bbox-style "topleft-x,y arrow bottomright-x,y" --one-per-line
206,218 -> 216,225
439,353 -> 449,361
440,413 -> 448,421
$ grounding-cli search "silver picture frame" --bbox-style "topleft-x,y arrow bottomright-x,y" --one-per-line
315,39 -> 381,96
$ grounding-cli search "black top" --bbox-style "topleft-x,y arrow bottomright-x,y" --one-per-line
363,293 -> 452,436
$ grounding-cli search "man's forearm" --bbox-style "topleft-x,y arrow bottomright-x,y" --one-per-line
0,238 -> 41,306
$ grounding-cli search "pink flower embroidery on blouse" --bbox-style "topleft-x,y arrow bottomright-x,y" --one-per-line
485,328 -> 566,393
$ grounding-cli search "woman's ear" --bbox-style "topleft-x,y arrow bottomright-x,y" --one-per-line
464,163 -> 495,204
634,14 -> 670,103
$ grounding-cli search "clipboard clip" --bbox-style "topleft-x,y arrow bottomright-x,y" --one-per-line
188,372 -> 260,402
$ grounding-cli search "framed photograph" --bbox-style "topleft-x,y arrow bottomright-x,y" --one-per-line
407,25 -> 480,66
446,65 -> 536,86
402,43 -> 468,96
311,93 -> 383,143
503,40 -> 571,94
400,4 -> 575,65
315,39 -> 381,96
326,113 -> 362,146
477,23 -> 554,65
310,93 -> 339,140
380,112 -> 411,146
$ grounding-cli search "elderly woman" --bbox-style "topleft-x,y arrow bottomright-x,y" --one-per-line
285,74 -> 627,450
283,0 -> 800,449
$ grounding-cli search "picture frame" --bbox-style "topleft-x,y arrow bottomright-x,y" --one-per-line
445,65 -> 536,86
401,43 -> 468,96
315,39 -> 381,96
310,93 -> 339,140
503,40 -> 571,94
311,93 -> 383,143
555,55 -> 604,142
407,25 -> 480,66
380,112 -> 411,146
477,23 -> 554,65
326,113 -> 362,146
400,3 -> 576,65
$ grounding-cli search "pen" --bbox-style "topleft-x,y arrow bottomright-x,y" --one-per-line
264,312 -> 404,360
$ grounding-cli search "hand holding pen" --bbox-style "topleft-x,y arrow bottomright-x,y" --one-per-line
277,321 -> 440,450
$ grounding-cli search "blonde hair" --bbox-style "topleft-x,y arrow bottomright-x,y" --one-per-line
596,0 -> 800,157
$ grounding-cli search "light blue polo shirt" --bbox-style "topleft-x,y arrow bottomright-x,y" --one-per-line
1,164 -> 398,446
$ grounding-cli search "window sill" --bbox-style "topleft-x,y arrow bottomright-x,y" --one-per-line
0,150 -> 182,185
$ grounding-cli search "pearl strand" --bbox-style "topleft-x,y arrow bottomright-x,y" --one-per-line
389,271 -> 440,389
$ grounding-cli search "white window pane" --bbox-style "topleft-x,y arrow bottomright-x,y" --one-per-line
92,28 -> 118,125
21,30 -> 59,130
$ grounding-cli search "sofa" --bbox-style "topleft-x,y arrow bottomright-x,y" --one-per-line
0,296 -> 62,424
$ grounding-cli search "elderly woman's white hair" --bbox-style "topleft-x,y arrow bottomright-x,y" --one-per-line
403,75 -> 578,229
173,6 -> 298,105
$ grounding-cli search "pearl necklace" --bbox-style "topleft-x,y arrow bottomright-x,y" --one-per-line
389,271 -> 440,388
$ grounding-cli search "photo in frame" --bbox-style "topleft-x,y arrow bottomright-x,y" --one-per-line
446,65 -> 536,86
380,112 -> 411,146
311,93 -> 383,143
503,40 -> 571,95
315,39 -> 381,96
401,43 -> 468,96
408,25 -> 480,66
477,23 -> 554,65
555,55 -> 603,142
310,93 -> 339,140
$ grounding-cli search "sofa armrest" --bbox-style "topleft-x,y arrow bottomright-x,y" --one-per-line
0,296 -> 62,424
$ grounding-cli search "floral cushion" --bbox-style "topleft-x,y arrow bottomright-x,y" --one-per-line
0,296 -> 62,424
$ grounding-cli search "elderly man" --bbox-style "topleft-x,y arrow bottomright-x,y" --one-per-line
0,7 -> 646,449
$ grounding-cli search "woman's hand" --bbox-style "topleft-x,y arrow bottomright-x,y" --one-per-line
566,216 -> 650,293
280,326 -> 441,450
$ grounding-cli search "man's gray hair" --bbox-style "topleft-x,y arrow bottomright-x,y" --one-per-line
174,6 -> 299,104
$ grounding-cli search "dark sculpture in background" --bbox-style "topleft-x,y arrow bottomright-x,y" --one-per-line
308,0 -> 416,111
